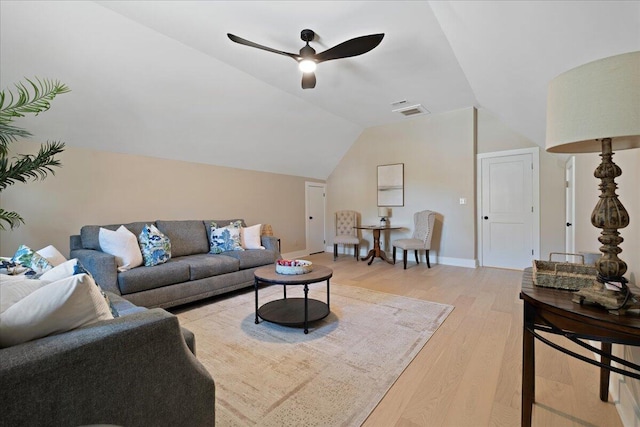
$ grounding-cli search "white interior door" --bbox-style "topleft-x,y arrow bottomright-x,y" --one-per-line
480,152 -> 536,269
565,157 -> 577,262
306,183 -> 325,254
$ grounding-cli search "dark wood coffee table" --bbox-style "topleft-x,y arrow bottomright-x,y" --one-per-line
254,264 -> 332,334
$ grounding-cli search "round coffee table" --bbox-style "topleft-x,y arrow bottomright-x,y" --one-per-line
254,264 -> 333,334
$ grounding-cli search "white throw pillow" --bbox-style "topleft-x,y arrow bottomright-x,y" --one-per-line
0,275 -> 51,314
39,258 -> 82,282
0,274 -> 113,348
241,224 -> 265,250
36,245 -> 67,267
99,226 -> 143,272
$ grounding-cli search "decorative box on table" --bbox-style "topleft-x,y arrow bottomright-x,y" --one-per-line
532,253 -> 598,290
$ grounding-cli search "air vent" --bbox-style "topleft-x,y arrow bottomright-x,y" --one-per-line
392,104 -> 429,117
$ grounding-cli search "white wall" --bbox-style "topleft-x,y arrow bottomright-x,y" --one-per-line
0,141 -> 321,257
327,107 -> 477,267
326,107 -> 568,268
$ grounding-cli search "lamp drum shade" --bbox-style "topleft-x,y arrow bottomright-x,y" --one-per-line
378,207 -> 391,218
546,51 -> 640,153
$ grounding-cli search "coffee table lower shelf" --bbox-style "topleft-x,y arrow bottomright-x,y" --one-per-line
257,298 -> 329,327
254,264 -> 333,334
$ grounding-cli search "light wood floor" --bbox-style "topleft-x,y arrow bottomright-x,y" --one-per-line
303,252 -> 623,427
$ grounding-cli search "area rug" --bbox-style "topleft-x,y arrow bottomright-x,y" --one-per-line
174,283 -> 454,426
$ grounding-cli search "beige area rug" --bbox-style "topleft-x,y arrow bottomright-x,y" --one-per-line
174,283 -> 454,426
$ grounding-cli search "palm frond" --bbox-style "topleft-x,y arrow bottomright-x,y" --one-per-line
0,123 -> 32,155
0,209 -> 25,230
0,77 -> 70,125
0,141 -> 65,191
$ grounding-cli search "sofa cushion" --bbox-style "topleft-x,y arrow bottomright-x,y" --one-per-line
99,226 -> 144,272
209,221 -> 244,254
138,224 -> 171,267
36,245 -> 67,266
0,274 -> 113,348
0,275 -> 51,314
155,220 -> 209,258
12,245 -> 53,274
223,249 -> 278,270
241,224 -> 265,250
40,258 -> 90,282
81,222 -> 150,251
204,219 -> 246,245
117,260 -> 190,295
175,254 -> 240,280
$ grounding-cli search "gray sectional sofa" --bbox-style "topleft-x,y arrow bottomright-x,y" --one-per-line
0,292 -> 215,427
70,219 -> 280,309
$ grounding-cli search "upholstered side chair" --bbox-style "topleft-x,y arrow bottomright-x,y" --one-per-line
334,210 -> 360,261
392,210 -> 436,269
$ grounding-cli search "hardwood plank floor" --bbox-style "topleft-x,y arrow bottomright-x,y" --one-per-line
304,252 -> 623,427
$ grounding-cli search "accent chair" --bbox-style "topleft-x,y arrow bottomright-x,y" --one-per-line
333,210 -> 360,261
392,210 -> 436,269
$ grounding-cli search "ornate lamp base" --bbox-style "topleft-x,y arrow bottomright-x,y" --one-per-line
575,137 -> 638,314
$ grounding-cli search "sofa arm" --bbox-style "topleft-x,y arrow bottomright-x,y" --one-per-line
0,309 -> 215,427
261,235 -> 281,254
70,248 -> 120,295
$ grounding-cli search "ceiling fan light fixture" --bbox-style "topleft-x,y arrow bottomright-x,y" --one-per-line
227,30 -> 384,88
299,59 -> 317,73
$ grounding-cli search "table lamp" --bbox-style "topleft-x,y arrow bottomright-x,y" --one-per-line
546,51 -> 640,311
378,207 -> 391,227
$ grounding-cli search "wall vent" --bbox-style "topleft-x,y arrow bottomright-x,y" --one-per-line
392,104 -> 429,117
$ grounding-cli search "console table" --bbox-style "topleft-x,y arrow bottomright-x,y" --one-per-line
520,268 -> 640,427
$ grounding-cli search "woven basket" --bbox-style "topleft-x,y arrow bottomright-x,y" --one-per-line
533,252 -> 598,290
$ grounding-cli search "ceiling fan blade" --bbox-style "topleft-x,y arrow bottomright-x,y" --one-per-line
227,33 -> 301,61
314,34 -> 384,63
302,72 -> 316,89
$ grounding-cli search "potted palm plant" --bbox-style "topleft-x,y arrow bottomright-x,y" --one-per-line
0,78 -> 70,230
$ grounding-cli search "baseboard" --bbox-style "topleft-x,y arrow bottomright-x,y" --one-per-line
323,246 -> 477,268
612,374 -> 640,427
282,249 -> 313,260
437,257 -> 478,269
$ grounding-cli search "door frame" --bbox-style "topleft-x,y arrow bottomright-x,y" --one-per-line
305,182 -> 326,255
476,147 -> 540,267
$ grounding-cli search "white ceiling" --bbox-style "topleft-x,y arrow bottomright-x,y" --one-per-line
1,1 -> 638,179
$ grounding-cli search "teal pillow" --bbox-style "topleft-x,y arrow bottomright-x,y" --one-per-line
138,224 -> 171,267
11,245 -> 52,274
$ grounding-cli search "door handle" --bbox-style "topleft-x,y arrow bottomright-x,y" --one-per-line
483,216 -> 489,220
309,216 -> 313,220
566,222 -> 572,226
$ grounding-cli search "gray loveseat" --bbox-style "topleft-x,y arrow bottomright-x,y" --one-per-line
0,292 -> 215,427
70,219 -> 280,309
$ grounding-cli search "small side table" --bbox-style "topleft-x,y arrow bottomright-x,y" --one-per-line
520,268 -> 640,427
254,265 -> 332,334
354,225 -> 401,265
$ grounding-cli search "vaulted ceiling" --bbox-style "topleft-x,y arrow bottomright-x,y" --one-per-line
1,1 -> 638,179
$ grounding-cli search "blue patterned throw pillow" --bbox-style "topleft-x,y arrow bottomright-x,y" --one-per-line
11,244 -> 53,274
209,221 -> 245,254
138,224 -> 171,267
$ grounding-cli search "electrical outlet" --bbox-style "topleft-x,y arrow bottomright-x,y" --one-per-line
459,198 -> 467,205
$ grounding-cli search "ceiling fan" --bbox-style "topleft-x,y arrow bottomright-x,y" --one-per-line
227,29 -> 384,89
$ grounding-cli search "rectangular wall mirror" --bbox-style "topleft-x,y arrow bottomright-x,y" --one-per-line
377,163 -> 404,206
